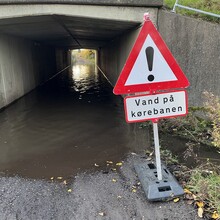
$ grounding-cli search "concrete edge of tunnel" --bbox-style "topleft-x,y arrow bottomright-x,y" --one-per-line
0,0 -> 164,7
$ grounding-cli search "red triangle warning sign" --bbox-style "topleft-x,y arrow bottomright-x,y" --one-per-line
113,18 -> 190,95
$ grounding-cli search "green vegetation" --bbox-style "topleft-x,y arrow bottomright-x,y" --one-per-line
164,0 -> 220,22
160,91 -> 220,149
151,91 -> 220,217
187,162 -> 220,216
159,148 -> 220,218
71,49 -> 96,64
203,91 -> 220,148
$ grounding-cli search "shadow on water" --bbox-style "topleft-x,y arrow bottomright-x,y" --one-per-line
0,63 -> 137,179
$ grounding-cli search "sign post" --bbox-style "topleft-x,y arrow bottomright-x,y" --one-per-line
113,13 -> 190,201
153,121 -> 162,181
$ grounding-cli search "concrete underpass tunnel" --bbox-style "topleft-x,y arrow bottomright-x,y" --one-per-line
0,13 -> 142,110
0,12 -> 146,178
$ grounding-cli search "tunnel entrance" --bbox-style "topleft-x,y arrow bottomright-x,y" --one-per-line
0,12 -> 143,179
0,13 -> 141,109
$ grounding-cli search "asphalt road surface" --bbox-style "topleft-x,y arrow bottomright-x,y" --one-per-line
0,154 -> 199,220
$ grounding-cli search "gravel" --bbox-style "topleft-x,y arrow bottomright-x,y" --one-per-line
0,154 -> 200,220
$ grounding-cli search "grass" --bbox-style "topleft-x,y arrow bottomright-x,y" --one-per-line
164,0 -> 220,22
187,163 -> 220,216
155,91 -> 220,217
159,91 -> 220,149
159,148 -> 220,218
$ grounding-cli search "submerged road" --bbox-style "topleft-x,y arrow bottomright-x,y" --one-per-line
0,63 -> 132,179
0,63 -> 199,219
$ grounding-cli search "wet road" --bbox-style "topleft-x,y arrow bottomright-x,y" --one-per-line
0,63 -> 134,179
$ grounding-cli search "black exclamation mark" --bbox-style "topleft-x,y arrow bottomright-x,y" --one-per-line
145,47 -> 154,82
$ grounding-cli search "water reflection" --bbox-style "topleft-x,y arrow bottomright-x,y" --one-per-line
0,64 -> 133,179
71,65 -> 98,93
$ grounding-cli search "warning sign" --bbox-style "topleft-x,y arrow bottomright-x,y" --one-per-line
125,35 -> 177,86
124,90 -> 187,123
113,19 -> 190,95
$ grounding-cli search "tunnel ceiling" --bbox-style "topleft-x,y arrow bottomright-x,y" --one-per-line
0,15 -> 140,49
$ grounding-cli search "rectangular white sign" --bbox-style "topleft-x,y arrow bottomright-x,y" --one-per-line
124,90 -> 187,123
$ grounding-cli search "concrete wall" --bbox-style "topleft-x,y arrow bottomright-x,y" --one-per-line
158,10 -> 220,106
99,10 -> 158,152
0,0 -> 163,7
0,34 -> 56,109
99,30 -> 152,152
56,49 -> 70,72
99,9 -> 158,86
99,27 -> 141,86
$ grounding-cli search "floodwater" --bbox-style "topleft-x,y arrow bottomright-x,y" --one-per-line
1,63 -> 218,180
0,63 -> 135,179
161,134 -> 220,167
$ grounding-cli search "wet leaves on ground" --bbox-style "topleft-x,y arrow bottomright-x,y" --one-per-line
98,212 -> 105,217
173,198 -> 180,203
116,162 -> 123,166
112,178 -> 117,183
198,207 -> 203,218
212,211 -> 219,219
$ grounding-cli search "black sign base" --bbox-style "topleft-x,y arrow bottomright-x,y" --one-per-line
134,162 -> 184,201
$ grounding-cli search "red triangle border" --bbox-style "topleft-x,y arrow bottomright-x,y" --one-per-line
113,20 -> 190,95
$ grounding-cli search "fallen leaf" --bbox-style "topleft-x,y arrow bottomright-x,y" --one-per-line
63,180 -> 67,185
98,212 -> 105,216
132,189 -> 137,193
173,198 -> 180,203
116,162 -> 123,166
50,177 -> 54,180
112,178 -> 117,183
146,157 -> 152,161
131,152 -> 137,155
212,211 -> 219,219
117,195 -> 122,199
106,161 -> 113,164
192,194 -> 197,200
196,201 -> 204,208
149,151 -> 154,156
137,182 -> 141,186
67,189 -> 72,193
145,150 -> 151,155
111,168 -> 117,171
184,188 -> 192,194
57,177 -> 63,180
94,163 -> 99,167
198,207 -> 203,218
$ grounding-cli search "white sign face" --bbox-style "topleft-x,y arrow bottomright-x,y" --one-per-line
125,35 -> 177,86
124,90 -> 187,123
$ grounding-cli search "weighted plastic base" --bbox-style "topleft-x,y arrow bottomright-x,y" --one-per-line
134,162 -> 184,201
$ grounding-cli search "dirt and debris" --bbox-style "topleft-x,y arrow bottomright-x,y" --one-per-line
0,154 -> 199,220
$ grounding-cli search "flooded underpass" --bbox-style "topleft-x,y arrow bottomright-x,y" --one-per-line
0,62 -> 137,179
0,61 -> 217,220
